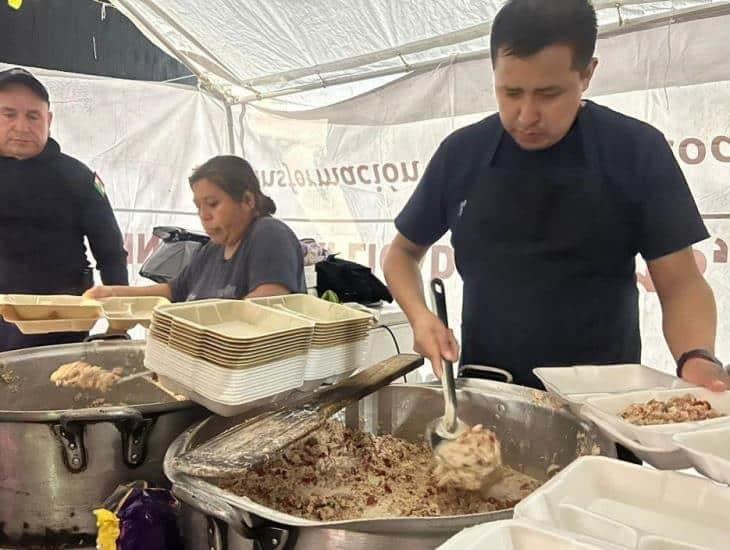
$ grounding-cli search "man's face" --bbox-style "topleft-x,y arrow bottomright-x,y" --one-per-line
494,44 -> 596,151
0,83 -> 52,160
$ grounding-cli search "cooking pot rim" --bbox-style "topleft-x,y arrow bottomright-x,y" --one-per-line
0,340 -> 197,422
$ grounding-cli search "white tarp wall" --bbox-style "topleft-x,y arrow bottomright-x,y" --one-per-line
0,63 -> 231,285
239,10 -> 730,375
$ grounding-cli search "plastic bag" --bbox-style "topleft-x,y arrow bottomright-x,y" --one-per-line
94,481 -> 182,550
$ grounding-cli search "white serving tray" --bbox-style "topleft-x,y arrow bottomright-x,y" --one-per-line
673,425 -> 730,485
583,388 -> 730,450
533,364 -> 692,414
514,456 -> 730,550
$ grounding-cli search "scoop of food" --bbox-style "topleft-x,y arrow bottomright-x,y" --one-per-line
50,361 -> 123,393
620,393 -> 725,425
432,424 -> 504,491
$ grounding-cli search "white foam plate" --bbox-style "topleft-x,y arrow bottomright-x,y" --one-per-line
514,456 -> 730,550
673,425 -> 730,485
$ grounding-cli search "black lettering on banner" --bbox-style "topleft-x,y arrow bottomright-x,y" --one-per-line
678,138 -> 706,165
340,166 -> 356,185
712,136 -> 730,162
294,170 -> 306,187
382,163 -> 399,183
357,165 -> 372,184
317,168 -> 339,186
401,161 -> 420,182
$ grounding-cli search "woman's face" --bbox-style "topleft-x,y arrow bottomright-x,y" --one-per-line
192,178 -> 256,246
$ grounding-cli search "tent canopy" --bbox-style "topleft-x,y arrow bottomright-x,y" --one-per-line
110,0 -> 730,103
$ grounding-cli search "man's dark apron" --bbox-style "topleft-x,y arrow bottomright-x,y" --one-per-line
452,109 -> 641,388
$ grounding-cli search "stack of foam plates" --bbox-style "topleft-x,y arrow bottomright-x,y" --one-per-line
144,299 -> 314,416
580,388 -> 730,469
513,456 -> 729,550
250,294 -> 372,387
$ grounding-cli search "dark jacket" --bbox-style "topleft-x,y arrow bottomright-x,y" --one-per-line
0,138 -> 128,294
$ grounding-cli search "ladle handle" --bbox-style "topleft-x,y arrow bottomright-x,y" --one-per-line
430,278 -> 458,433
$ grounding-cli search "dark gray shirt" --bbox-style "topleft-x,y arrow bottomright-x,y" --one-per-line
169,216 -> 305,302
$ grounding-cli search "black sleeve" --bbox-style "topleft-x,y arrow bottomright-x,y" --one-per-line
78,173 -> 129,285
637,133 -> 710,261
394,140 -> 450,246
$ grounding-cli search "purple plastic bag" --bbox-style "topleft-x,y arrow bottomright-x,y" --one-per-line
116,486 -> 183,550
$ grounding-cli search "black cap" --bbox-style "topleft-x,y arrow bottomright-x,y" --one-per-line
0,67 -> 50,103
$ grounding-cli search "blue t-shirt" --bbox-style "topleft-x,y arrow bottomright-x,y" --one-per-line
396,100 -> 708,262
169,216 -> 305,302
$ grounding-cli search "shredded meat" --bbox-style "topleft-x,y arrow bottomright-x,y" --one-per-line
50,361 -> 123,393
433,424 -> 503,491
218,420 -> 541,521
620,393 -> 725,425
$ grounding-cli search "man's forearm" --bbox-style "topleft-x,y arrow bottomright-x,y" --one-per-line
661,276 -> 717,358
383,247 -> 431,325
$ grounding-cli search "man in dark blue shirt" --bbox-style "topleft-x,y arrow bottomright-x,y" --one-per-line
384,0 -> 729,391
0,68 -> 128,351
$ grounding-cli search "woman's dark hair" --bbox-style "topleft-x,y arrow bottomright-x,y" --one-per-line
490,0 -> 597,70
189,155 -> 276,216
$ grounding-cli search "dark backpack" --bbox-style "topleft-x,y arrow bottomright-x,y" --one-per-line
315,255 -> 392,305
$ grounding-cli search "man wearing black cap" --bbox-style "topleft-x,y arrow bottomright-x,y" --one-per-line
0,67 -> 128,351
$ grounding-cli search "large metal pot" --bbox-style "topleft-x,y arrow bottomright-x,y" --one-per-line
166,379 -> 614,550
0,341 -> 207,548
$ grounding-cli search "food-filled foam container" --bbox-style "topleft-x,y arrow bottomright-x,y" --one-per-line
673,425 -> 730,485
534,364 -> 692,414
514,456 -> 730,550
582,388 -> 730,450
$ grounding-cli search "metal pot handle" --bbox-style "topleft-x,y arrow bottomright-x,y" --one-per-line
54,407 -> 155,472
173,476 -> 295,550
459,364 -> 514,383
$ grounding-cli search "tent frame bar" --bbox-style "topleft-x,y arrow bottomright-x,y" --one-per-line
229,1 -> 730,104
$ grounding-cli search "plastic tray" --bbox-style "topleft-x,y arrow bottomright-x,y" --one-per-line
514,456 -> 730,549
534,364 -> 692,414
673,425 -> 730,485
583,388 -> 730,450
437,519 -> 619,550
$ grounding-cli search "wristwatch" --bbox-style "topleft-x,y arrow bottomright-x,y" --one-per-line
676,348 -> 723,378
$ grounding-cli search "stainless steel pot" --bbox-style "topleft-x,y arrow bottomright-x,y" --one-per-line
166,379 -> 614,550
0,341 -> 207,548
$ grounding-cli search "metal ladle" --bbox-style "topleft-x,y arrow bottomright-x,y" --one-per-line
426,278 -> 469,452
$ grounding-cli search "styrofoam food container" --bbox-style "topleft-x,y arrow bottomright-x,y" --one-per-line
0,294 -> 102,320
583,388 -> 730,450
158,299 -> 314,340
514,456 -> 730,550
437,519 -> 620,550
534,364 -> 692,414
101,296 -> 170,330
249,294 -> 373,326
673,425 -> 730,485
580,407 -> 692,470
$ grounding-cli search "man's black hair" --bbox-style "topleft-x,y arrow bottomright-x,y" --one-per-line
490,0 -> 597,70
